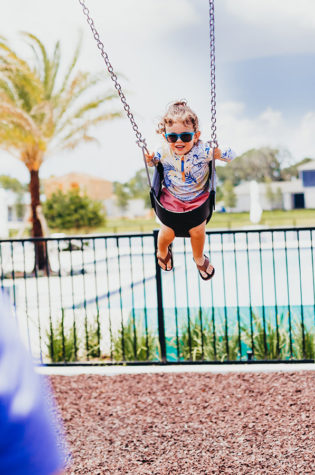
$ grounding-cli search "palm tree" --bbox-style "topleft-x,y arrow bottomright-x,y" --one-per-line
0,33 -> 122,270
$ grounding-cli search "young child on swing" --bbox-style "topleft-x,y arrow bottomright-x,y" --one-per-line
145,100 -> 235,280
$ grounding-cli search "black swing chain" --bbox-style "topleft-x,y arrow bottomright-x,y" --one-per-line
209,0 -> 217,192
78,0 -> 152,187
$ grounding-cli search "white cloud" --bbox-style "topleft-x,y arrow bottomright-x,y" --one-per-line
225,0 -> 315,29
220,0 -> 315,60
88,0 -> 199,35
297,112 -> 315,156
217,101 -> 315,162
1,0 -> 199,44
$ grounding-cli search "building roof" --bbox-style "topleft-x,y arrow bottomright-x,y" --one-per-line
297,159 -> 315,171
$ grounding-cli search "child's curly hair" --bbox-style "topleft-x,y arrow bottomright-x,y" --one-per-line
156,100 -> 199,134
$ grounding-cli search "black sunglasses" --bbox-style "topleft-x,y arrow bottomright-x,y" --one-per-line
165,132 -> 195,143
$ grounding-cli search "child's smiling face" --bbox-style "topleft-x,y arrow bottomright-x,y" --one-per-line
164,121 -> 200,156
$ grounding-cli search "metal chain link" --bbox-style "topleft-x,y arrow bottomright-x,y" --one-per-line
209,0 -> 218,149
78,0 -> 148,154
209,0 -> 217,193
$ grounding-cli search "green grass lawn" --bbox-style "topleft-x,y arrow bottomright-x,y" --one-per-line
97,209 -> 315,234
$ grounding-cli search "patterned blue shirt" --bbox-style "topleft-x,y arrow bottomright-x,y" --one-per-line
153,141 -> 213,201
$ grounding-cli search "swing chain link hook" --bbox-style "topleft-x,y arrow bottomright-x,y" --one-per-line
77,0 -> 149,157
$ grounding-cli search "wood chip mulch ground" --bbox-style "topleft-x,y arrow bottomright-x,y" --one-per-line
50,370 -> 315,474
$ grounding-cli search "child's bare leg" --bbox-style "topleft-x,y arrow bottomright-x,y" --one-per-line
189,220 -> 214,278
157,224 -> 175,270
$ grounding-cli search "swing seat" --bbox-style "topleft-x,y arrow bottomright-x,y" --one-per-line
150,162 -> 215,238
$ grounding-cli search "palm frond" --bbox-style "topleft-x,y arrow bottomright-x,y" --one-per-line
0,122 -> 46,164
0,78 -> 18,103
30,101 -> 55,137
48,41 -> 61,98
0,101 -> 40,136
0,125 -> 27,157
55,35 -> 82,100
59,134 -> 99,151
0,53 -> 43,110
55,94 -> 120,134
21,32 -> 51,95
0,41 -> 30,72
54,71 -> 106,123
54,112 -> 120,151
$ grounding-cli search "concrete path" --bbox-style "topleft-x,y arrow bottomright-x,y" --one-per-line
37,362 -> 314,376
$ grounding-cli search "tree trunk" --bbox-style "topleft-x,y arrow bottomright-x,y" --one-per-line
30,169 -> 47,272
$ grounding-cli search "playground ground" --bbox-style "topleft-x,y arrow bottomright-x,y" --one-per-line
49,368 -> 314,474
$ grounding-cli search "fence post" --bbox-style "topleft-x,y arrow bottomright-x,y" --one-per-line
153,229 -> 167,363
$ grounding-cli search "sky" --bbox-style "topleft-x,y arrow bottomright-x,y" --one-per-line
0,0 -> 315,185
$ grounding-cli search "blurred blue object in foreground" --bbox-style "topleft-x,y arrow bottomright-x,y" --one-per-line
0,290 -> 66,475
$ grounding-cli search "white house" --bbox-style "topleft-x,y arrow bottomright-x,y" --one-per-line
0,189 -> 9,238
233,159 -> 315,212
0,188 -> 29,238
298,160 -> 315,207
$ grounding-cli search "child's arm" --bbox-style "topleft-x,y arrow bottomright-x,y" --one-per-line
205,143 -> 236,163
219,147 -> 236,162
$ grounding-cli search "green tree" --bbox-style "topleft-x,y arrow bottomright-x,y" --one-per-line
0,175 -> 27,220
127,168 -> 152,208
113,182 -> 129,212
43,189 -> 105,230
223,180 -> 236,210
215,185 -> 223,203
0,175 -> 26,193
14,193 -> 25,220
274,187 -> 283,210
265,178 -> 275,209
216,147 -> 290,186
0,33 -> 122,269
265,177 -> 283,210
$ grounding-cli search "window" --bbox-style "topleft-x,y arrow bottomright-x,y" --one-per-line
8,206 -> 12,221
301,170 -> 315,187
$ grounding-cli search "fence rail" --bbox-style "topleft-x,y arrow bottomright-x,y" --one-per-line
0,227 -> 314,365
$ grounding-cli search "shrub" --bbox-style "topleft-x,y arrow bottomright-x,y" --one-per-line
47,310 -> 78,362
178,313 -> 240,362
292,320 -> 315,360
243,312 -> 289,360
47,311 -> 102,362
84,313 -> 101,359
43,189 -> 105,230
112,318 -> 157,361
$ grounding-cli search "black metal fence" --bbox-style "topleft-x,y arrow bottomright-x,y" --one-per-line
0,227 -> 314,365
